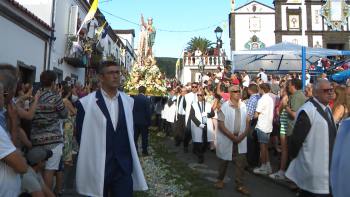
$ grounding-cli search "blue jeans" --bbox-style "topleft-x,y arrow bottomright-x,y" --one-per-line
256,128 -> 270,143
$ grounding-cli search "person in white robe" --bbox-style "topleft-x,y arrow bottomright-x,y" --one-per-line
183,82 -> 199,152
75,61 -> 147,197
215,84 -> 250,196
286,79 -> 337,196
189,90 -> 215,164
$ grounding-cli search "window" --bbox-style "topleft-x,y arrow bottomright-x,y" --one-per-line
108,40 -> 111,55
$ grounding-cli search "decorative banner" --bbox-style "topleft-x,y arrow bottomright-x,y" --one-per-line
244,35 -> 265,50
320,0 -> 350,31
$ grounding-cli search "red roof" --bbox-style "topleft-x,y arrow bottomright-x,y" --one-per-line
8,0 -> 54,31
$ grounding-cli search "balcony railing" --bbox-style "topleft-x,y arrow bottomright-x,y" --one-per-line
184,56 -> 225,66
64,36 -> 85,68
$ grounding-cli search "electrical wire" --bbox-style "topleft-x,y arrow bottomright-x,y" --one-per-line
99,9 -> 228,33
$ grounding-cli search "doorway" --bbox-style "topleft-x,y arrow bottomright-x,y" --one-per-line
327,43 -> 345,50
17,61 -> 36,85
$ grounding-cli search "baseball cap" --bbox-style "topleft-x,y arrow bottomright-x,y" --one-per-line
26,147 -> 53,165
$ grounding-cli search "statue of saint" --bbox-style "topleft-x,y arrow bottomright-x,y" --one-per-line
141,14 -> 156,57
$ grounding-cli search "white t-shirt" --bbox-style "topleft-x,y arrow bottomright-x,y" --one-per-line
255,94 -> 274,133
305,74 -> 310,86
257,72 -> 268,83
202,75 -> 210,82
215,72 -> 222,83
0,126 -> 21,197
243,75 -> 250,87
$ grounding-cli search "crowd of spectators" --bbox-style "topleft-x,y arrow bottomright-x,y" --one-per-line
0,63 -> 92,197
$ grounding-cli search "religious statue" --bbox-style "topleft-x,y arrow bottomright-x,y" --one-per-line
139,14 -> 156,59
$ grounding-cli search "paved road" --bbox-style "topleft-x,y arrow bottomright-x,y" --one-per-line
163,136 -> 297,197
58,137 -> 297,197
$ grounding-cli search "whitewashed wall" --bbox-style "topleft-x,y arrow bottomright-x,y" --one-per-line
235,14 -> 276,50
52,0 -> 88,82
0,16 -> 46,82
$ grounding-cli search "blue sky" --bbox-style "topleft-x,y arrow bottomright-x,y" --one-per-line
99,0 -> 274,59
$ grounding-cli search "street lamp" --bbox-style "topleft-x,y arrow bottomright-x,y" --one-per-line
214,26 -> 223,66
197,58 -> 205,113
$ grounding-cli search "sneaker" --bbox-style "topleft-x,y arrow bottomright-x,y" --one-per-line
269,172 -> 286,180
253,167 -> 268,175
267,168 -> 272,174
235,186 -> 250,196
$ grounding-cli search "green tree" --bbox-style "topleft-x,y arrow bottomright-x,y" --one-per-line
186,36 -> 215,52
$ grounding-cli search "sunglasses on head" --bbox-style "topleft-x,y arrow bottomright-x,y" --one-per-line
229,90 -> 240,93
192,86 -> 198,88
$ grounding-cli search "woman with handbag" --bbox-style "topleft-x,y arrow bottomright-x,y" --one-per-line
61,86 -> 76,166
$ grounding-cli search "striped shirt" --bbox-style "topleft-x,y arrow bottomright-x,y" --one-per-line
31,89 -> 68,150
280,108 -> 288,135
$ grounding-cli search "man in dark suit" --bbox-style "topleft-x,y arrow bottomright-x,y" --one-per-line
75,61 -> 147,197
174,87 -> 187,146
133,86 -> 152,157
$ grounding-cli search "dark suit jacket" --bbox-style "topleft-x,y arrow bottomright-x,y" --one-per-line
133,94 -> 152,126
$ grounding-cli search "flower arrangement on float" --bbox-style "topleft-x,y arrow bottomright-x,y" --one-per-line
124,57 -> 167,96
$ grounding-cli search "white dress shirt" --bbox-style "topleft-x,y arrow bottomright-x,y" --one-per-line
101,88 -> 119,130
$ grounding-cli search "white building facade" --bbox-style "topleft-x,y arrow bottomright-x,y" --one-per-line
0,0 -> 131,87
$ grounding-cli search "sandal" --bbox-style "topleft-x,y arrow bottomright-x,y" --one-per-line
290,184 -> 299,191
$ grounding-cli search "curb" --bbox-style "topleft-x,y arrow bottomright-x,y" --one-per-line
245,167 -> 294,191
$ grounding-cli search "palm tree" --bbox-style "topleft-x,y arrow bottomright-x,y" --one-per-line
186,37 -> 215,52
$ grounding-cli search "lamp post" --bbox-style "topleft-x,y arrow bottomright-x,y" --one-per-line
198,58 -> 205,113
214,26 -> 223,67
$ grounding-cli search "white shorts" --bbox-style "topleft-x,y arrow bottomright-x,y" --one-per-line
45,144 -> 63,170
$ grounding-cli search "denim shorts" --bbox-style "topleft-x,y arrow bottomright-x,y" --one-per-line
256,128 -> 270,143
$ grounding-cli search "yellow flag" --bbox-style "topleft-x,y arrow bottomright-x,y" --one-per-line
112,40 -> 118,49
97,22 -> 106,38
83,0 -> 99,24
222,21 -> 226,29
121,47 -> 124,56
176,59 -> 180,68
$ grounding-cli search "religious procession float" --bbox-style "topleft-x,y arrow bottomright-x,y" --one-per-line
123,14 -> 167,96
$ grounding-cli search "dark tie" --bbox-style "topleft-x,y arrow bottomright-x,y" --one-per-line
325,107 -> 333,124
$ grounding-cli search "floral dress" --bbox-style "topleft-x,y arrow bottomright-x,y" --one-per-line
62,99 -> 74,162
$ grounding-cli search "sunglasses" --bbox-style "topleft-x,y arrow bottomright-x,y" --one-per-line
317,88 -> 334,93
197,94 -> 203,96
4,90 -> 7,96
192,86 -> 198,88
229,90 -> 240,93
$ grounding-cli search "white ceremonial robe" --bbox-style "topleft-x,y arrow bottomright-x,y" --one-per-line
286,101 -> 335,194
76,92 -> 148,197
184,92 -> 196,124
216,101 -> 248,161
190,102 -> 215,143
161,96 -> 169,119
166,96 -> 178,123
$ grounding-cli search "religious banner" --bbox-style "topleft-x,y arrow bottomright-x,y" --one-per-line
320,0 -> 350,31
